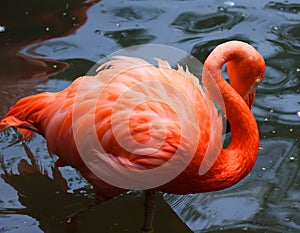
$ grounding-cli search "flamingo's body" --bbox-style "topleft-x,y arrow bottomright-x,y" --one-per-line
0,41 -> 265,231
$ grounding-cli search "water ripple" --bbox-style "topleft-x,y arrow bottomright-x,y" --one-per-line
260,57 -> 300,93
265,2 -> 300,15
254,93 -> 300,126
0,128 -> 19,146
165,139 -> 300,232
268,23 -> 300,55
104,29 -> 156,47
172,10 -> 245,34
112,6 -> 164,22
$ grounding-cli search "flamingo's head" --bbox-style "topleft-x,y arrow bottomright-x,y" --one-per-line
226,45 -> 265,109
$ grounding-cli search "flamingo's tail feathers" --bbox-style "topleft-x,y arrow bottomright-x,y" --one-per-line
0,115 -> 36,139
0,93 -> 55,138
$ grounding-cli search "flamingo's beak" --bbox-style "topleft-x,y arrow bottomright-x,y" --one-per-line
245,76 -> 263,110
245,92 -> 256,110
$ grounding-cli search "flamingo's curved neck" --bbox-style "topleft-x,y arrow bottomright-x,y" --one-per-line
202,42 -> 260,183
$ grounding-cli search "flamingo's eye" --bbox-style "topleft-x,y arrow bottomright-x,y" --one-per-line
255,77 -> 262,85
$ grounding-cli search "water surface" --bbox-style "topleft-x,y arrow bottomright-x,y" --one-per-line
0,0 -> 300,232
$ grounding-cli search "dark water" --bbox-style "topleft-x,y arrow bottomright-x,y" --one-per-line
0,0 -> 300,232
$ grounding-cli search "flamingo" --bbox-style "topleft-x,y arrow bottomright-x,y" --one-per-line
0,41 -> 265,232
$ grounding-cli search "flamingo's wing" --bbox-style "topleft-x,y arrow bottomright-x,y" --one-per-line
0,56 -> 223,184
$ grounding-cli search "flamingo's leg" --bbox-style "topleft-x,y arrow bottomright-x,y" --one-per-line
141,190 -> 156,233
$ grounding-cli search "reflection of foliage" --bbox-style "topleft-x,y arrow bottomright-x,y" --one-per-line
0,142 -> 192,233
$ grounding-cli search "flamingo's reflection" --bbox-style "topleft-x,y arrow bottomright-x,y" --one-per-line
1,142 -> 192,233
